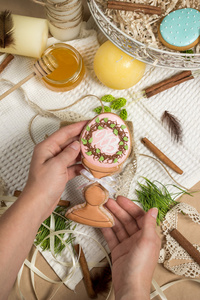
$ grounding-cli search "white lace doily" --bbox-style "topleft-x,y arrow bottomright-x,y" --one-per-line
159,203 -> 200,278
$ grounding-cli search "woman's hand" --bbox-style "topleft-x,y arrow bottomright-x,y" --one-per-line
102,196 -> 161,300
23,121 -> 87,220
0,121 -> 87,300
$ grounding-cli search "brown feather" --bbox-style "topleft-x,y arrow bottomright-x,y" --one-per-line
92,263 -> 112,295
161,110 -> 183,143
0,10 -> 15,48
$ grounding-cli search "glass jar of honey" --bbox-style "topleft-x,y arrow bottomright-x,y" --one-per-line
42,43 -> 85,92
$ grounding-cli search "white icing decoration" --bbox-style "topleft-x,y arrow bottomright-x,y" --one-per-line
160,8 -> 200,47
92,129 -> 119,154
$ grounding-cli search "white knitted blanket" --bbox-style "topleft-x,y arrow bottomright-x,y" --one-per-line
0,22 -> 200,290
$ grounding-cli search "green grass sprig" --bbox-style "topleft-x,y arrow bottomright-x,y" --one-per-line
35,207 -> 76,255
134,178 -> 191,225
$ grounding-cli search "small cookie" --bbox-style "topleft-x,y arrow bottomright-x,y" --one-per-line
158,8 -> 200,51
66,183 -> 114,227
80,112 -> 132,177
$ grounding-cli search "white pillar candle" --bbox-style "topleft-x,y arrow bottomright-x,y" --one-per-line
0,15 -> 48,58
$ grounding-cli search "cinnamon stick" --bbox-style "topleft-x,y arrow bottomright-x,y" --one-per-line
170,228 -> 200,266
57,199 -> 70,207
0,54 -> 14,73
74,244 -> 96,299
141,137 -> 183,174
107,1 -> 162,15
14,190 -> 70,207
145,71 -> 193,98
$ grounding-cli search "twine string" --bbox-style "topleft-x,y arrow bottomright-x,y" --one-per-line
139,153 -> 188,190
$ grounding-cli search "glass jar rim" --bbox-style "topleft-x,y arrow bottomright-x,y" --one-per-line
42,43 -> 83,85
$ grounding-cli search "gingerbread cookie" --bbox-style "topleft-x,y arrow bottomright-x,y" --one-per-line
80,112 -> 131,177
158,8 -> 200,51
66,183 -> 114,227
65,113 -> 132,228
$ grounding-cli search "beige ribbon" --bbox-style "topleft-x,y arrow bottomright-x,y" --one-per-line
151,278 -> 200,299
16,211 -> 112,300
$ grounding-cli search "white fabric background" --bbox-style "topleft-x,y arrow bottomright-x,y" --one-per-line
0,22 -> 200,289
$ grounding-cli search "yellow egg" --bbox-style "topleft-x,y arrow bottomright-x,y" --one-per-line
94,41 -> 146,90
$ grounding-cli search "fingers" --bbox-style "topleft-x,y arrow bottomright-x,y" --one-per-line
45,121 -> 87,149
116,196 -> 145,222
143,208 -> 158,232
101,227 -> 119,252
33,121 -> 87,163
141,208 -> 161,260
105,197 -> 145,236
56,141 -> 81,167
105,198 -> 136,238
59,135 -> 80,150
141,208 -> 161,248
111,216 -> 129,242
102,197 -> 141,248
67,164 -> 84,181
76,153 -> 82,162
67,153 -> 82,167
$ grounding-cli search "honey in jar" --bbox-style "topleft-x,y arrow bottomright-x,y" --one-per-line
42,43 -> 85,92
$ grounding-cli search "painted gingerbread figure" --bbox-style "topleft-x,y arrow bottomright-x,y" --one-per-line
65,113 -> 132,227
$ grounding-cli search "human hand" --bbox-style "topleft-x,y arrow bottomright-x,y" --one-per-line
101,196 -> 161,300
22,121 -> 87,220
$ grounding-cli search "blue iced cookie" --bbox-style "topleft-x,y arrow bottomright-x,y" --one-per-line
158,8 -> 200,51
